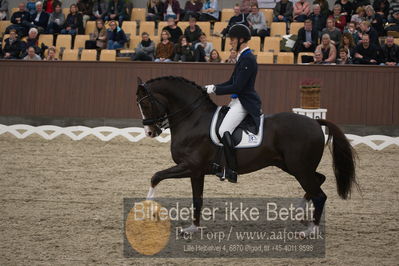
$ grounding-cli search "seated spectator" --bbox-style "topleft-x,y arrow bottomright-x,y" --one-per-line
61,4 -> 84,35
358,20 -> 379,47
339,32 -> 356,58
353,33 -> 378,64
273,0 -> 293,23
174,35 -> 194,61
365,5 -> 385,36
155,30 -> 174,62
0,0 -> 8,20
225,48 -> 237,63
321,18 -> 342,46
380,36 -> 399,66
388,1 -> 399,23
7,3 -> 31,36
222,4 -> 248,36
86,19 -> 107,49
23,46 -> 42,60
385,11 -> 399,32
335,0 -> 354,22
373,0 -> 390,21
164,0 -> 181,21
105,0 -> 128,26
313,0 -> 330,18
146,0 -> 164,21
47,3 -> 65,34
247,3 -> 269,38
240,0 -> 258,14
194,33 -> 213,61
23,27 -> 46,57
208,48 -> 221,62
336,47 -> 352,64
30,1 -> 50,33
43,0 -> 61,14
316,34 -> 337,63
162,17 -> 183,43
353,0 -> 370,11
106,20 -> 127,49
2,29 -> 24,59
351,6 -> 366,24
26,0 -> 36,15
77,0 -> 94,26
293,19 -> 318,54
183,0 -> 203,21
132,32 -> 155,61
199,0 -> 219,21
293,0 -> 311,22
312,49 -> 324,63
344,21 -> 360,44
44,46 -> 58,60
309,4 -> 326,35
329,4 -> 346,32
92,0 -> 108,21
183,16 -> 202,45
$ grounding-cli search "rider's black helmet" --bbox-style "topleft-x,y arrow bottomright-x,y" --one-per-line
228,24 -> 252,42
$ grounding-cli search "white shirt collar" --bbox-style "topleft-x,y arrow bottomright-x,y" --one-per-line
237,47 -> 250,61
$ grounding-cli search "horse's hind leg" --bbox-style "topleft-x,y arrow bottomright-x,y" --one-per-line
302,172 -> 326,202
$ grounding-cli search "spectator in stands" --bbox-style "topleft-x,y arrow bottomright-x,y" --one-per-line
380,36 -> 399,65
198,0 -> 219,21
155,30 -> 174,62
0,0 -> 8,20
321,17 -> 342,45
162,16 -> 183,43
208,48 -> 221,62
174,35 -> 194,61
105,0 -> 128,26
388,0 -> 399,23
23,45 -> 41,60
329,4 -> 346,32
183,16 -> 202,45
358,20 -> 379,47
293,19 -> 318,54
373,0 -> 390,20
353,0 -> 370,11
2,29 -> 24,59
23,27 -> 45,57
163,0 -> 181,21
313,0 -> 330,18
26,0 -> 36,15
30,1 -> 50,33
146,0 -> 164,21
353,33 -> 378,64
293,0 -> 311,22
247,3 -> 269,38
273,0 -> 293,23
364,5 -> 385,36
386,11 -> 399,32
77,0 -> 94,26
132,32 -> 155,61
8,3 -> 31,36
339,31 -> 356,58
351,6 -> 366,24
222,4 -> 248,36
316,34 -> 337,63
336,47 -> 352,64
309,4 -> 326,35
106,20 -> 127,49
194,32 -> 213,61
335,0 -> 354,22
61,4 -> 83,35
43,0 -> 60,14
344,21 -> 360,44
183,0 -> 202,21
240,0 -> 258,14
312,49 -> 323,63
47,3 -> 65,34
92,0 -> 108,21
86,19 -> 107,49
225,48 -> 237,63
44,46 -> 58,60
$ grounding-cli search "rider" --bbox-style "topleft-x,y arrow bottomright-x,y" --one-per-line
205,24 -> 262,183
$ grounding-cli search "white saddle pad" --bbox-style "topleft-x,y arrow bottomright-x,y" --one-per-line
210,106 -> 264,149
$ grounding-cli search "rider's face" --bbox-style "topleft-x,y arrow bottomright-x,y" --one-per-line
229,37 -> 238,51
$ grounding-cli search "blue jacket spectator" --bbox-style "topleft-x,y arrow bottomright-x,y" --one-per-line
199,0 -> 219,21
107,20 -> 127,49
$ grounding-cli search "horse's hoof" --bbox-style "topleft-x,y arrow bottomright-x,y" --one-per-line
299,222 -> 318,239
179,224 -> 199,236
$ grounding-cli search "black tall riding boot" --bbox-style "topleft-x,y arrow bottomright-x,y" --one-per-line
221,132 -> 238,183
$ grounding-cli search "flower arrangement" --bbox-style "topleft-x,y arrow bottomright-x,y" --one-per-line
300,79 -> 321,109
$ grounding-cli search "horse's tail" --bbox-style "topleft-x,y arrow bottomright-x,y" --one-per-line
317,119 -> 359,199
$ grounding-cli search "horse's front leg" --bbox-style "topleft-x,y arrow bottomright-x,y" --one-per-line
146,164 -> 192,200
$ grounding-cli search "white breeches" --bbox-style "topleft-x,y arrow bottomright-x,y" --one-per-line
219,98 -> 248,137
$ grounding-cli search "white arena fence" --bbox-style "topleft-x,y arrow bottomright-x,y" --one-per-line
0,124 -> 398,151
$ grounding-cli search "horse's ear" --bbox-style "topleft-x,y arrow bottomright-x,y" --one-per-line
137,77 -> 143,85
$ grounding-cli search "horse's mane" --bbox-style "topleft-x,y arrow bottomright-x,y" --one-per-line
146,76 -> 204,93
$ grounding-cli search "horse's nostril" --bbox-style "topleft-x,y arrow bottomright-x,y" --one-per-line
148,131 -> 152,137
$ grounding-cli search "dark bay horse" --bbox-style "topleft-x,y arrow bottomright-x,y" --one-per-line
136,76 -> 358,236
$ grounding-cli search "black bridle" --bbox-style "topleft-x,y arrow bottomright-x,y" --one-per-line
137,83 -> 207,130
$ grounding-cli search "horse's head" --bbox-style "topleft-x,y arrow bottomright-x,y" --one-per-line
136,77 -> 164,138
